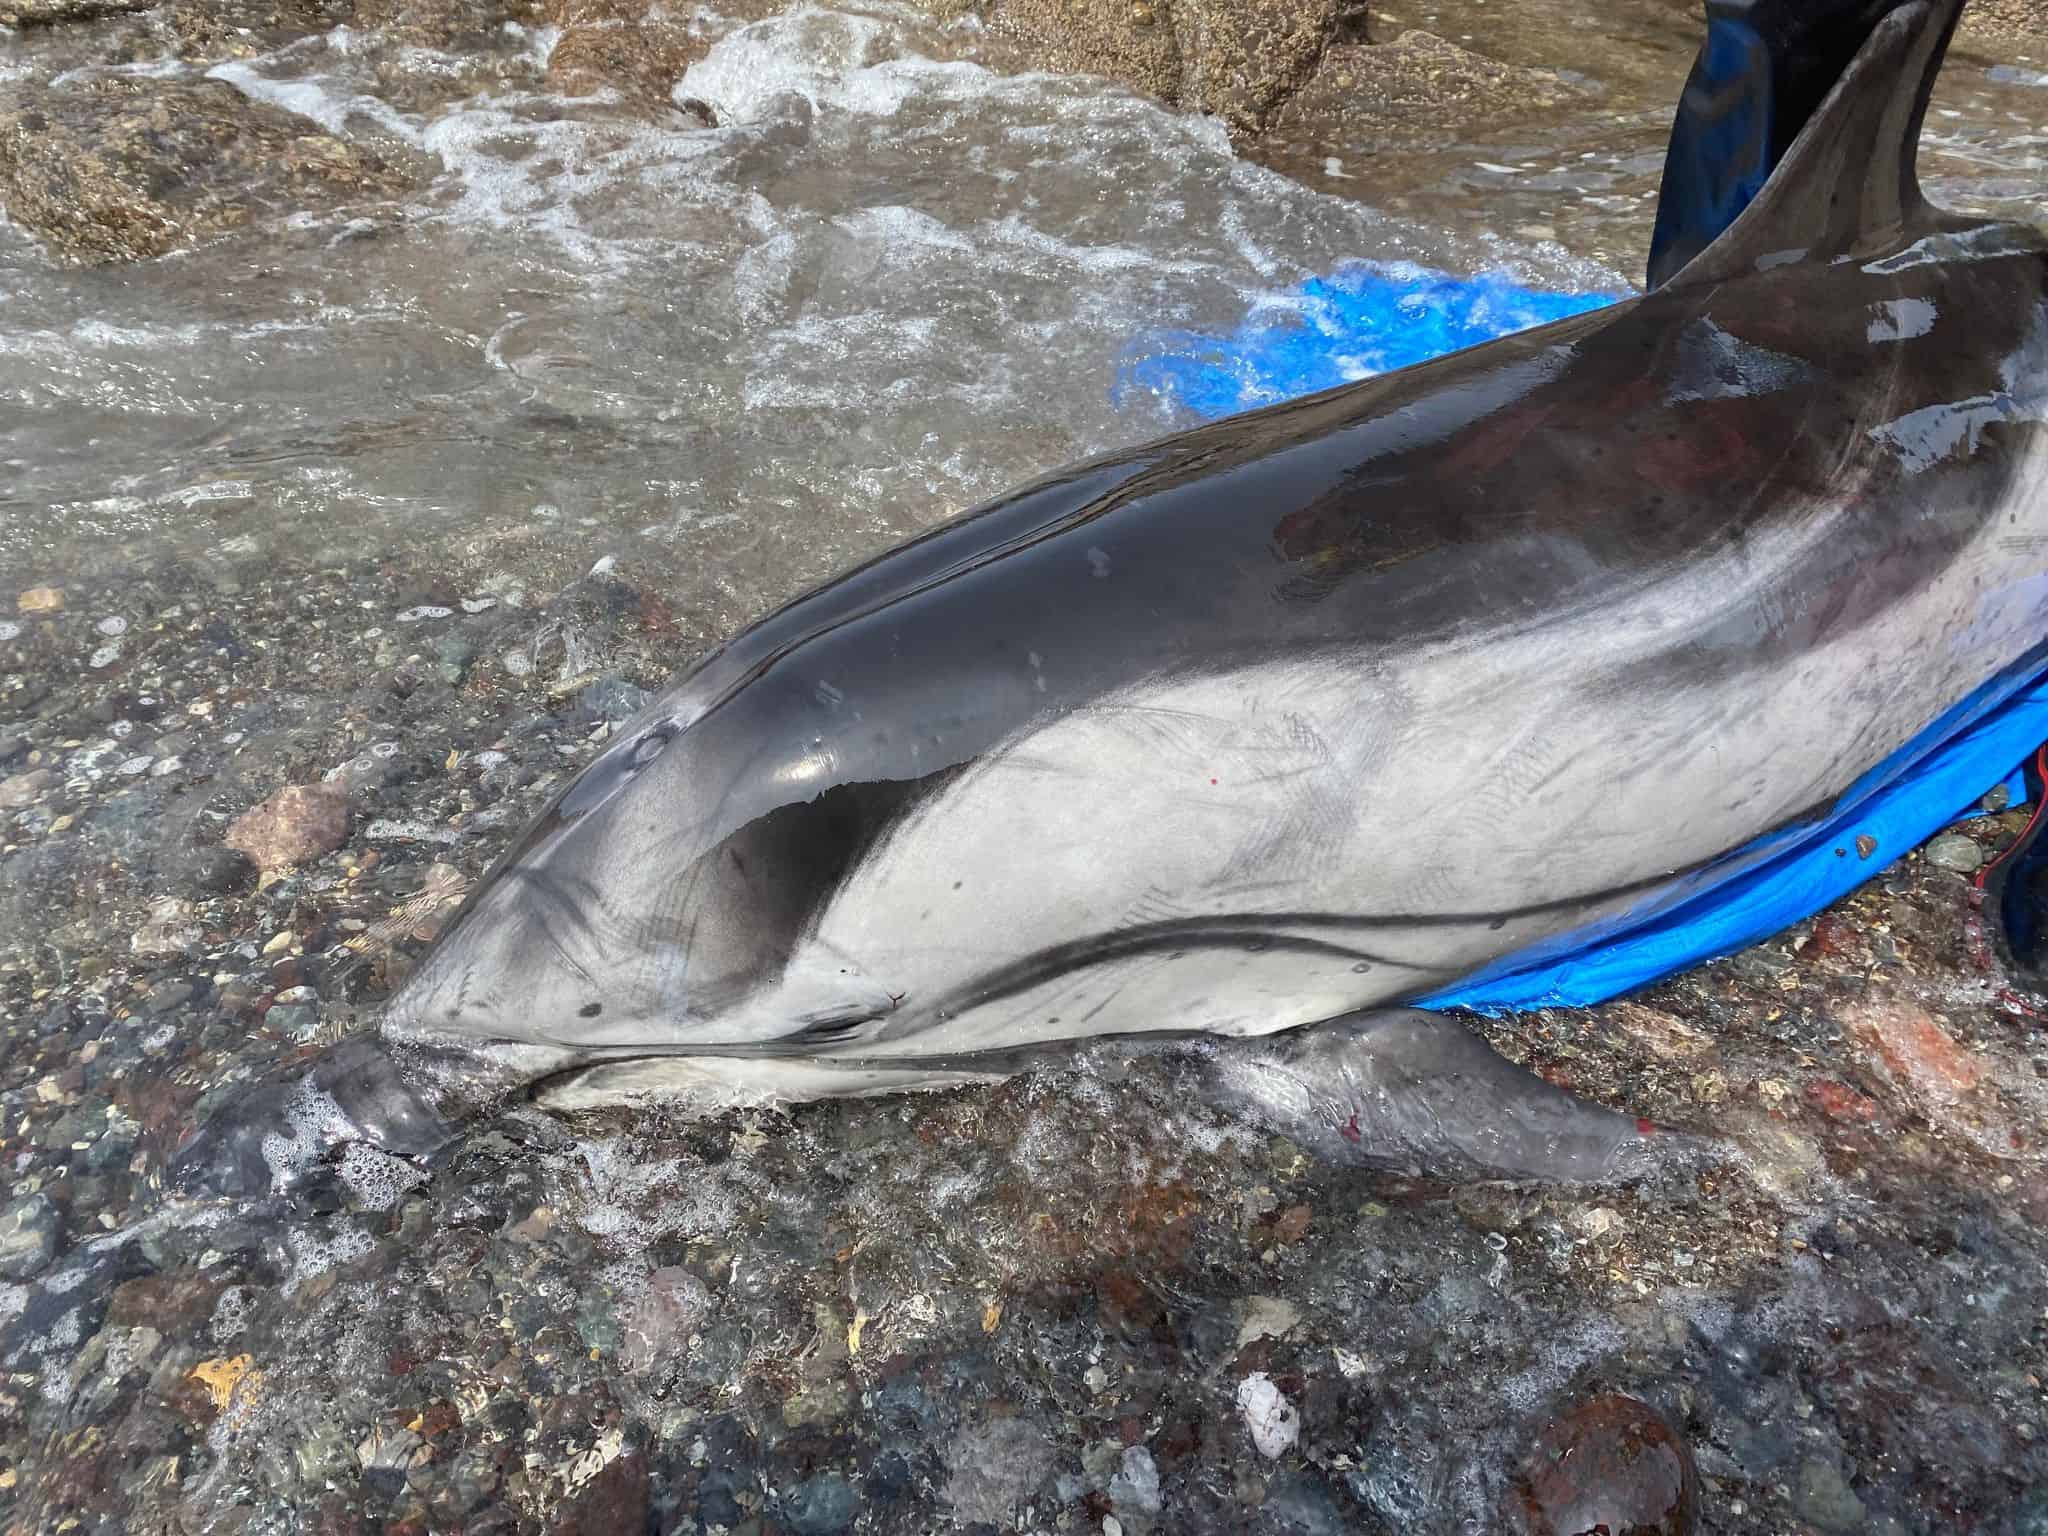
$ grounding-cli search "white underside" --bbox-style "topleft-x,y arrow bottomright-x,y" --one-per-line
392,296 -> 2048,1097
771,419 -> 2048,1062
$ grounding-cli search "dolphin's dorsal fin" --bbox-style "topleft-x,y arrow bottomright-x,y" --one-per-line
1662,0 -> 1964,289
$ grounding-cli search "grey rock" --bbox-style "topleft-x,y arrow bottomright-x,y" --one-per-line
782,1472 -> 857,1534
1109,1445 -> 1162,1515
292,1416 -> 358,1487
942,1419 -> 1054,1524
575,677 -> 652,726
0,734 -> 25,765
44,1101 -> 109,1149
0,1193 -> 62,1280
621,1266 -> 713,1375
1265,1469 -> 1350,1535
147,978 -> 197,1014
180,844 -> 256,896
87,1114 -> 140,1171
1924,832 -> 1984,873
0,79 -> 424,265
266,1003 -> 319,1039
0,0 -> 157,24
1794,1458 -> 1867,1534
433,632 -> 478,683
0,768 -> 56,809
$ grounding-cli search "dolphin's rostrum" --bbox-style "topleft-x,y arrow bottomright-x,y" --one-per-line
178,0 -> 2048,1196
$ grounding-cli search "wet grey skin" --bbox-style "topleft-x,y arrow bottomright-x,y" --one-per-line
176,0 -> 2046,1199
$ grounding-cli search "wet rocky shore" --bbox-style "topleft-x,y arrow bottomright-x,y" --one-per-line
2,0 -> 2047,1531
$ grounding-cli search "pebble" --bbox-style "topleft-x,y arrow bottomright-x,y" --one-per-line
269,1003 -> 319,1040
433,632 -> 477,682
95,616 -> 127,636
782,1471 -> 857,1534
88,644 -> 121,669
180,845 -> 257,896
1505,1393 -> 1697,1535
226,782 -> 351,871
576,677 -> 653,725
17,585 -> 63,613
363,816 -> 460,844
1924,832 -> 1984,873
117,754 -> 153,776
397,605 -> 453,622
1263,1470 -> 1350,1535
1793,1457 -> 1867,1533
1236,1372 -> 1299,1459
131,897 -> 203,958
1237,1294 -> 1301,1346
147,978 -> 197,1013
621,1267 -> 713,1375
0,768 -> 55,808
0,734 -> 24,765
0,1192 -> 62,1281
1108,1446 -> 1162,1514
0,621 -> 20,642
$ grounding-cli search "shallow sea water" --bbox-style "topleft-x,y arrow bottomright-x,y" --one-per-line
2,3 -> 2047,1533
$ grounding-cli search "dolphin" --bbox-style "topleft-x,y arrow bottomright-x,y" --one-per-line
178,0 -> 2047,1196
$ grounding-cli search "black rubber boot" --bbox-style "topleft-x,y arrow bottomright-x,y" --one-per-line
1979,748 -> 2048,983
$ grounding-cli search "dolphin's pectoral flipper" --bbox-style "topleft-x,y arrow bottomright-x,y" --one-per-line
171,1035 -> 461,1201
1194,1009 -> 1711,1183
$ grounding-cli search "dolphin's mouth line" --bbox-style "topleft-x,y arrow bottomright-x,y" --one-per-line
519,1028 -> 1216,1096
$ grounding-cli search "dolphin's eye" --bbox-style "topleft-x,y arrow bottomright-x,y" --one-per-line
630,730 -> 671,771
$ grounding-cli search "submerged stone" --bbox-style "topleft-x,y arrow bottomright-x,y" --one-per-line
226,782 -> 351,872
1506,1393 -> 1698,1536
781,1471 -> 858,1534
0,79 -> 420,264
0,1192 -> 61,1280
1924,832 -> 1985,873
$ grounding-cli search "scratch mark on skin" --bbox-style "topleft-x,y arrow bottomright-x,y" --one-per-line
542,924 -> 602,991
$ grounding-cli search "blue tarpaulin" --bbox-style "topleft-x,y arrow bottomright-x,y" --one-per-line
1112,261 -> 2043,1013
1421,663 -> 2047,1015
1111,262 -> 1621,420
